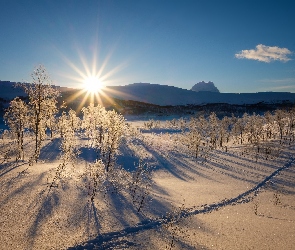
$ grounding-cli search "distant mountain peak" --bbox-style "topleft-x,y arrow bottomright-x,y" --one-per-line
191,81 -> 220,93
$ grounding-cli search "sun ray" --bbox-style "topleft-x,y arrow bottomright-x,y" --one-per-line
76,47 -> 91,77
76,91 -> 91,113
58,43 -> 134,113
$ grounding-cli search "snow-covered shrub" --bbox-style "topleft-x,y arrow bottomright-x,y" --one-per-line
86,159 -> 106,201
144,119 -> 160,129
101,110 -> 125,172
129,160 -> 153,212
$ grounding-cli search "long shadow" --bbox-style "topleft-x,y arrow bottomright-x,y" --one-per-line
80,200 -> 103,239
140,128 -> 182,134
204,156 -> 263,185
214,149 -> 276,170
215,148 -> 286,171
79,147 -> 97,163
105,191 -> 148,227
168,150 -> 220,182
265,166 -> 295,195
199,145 -> 295,186
137,138 -> 216,181
5,166 -> 30,188
0,161 -> 26,178
117,142 -> 139,172
120,136 -> 240,183
68,156 -> 294,249
118,139 -> 188,180
0,171 -> 46,209
39,138 -> 62,161
28,190 -> 60,241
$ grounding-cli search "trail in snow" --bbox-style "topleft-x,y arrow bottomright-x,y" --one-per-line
69,155 -> 295,250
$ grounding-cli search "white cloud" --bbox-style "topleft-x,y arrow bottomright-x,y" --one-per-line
235,44 -> 292,63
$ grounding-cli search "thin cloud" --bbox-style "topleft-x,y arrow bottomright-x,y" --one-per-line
266,85 -> 295,92
258,78 -> 295,92
258,78 -> 295,83
235,44 -> 292,63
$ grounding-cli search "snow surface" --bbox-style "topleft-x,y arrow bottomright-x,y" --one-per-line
0,117 -> 295,249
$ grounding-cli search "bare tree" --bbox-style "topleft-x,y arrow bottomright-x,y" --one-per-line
22,65 -> 60,163
4,97 -> 28,161
274,109 -> 286,141
102,110 -> 125,172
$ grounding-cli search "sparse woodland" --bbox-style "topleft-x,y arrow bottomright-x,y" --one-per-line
1,66 -> 295,249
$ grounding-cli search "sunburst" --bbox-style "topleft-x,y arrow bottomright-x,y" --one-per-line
58,45 -> 130,112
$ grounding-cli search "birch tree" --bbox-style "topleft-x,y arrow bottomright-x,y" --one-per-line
22,65 -> 60,163
4,97 -> 28,161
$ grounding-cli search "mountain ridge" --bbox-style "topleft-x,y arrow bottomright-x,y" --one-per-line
1,81 -> 295,106
103,83 -> 295,106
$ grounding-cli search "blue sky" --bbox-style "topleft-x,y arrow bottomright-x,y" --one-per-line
0,0 -> 294,93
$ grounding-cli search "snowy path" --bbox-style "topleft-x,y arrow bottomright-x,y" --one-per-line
69,155 -> 295,249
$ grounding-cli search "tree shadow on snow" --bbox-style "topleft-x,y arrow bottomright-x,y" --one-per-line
39,138 -> 62,161
0,160 -> 26,178
138,139 -> 218,182
0,172 -> 46,209
79,147 -> 98,163
28,190 -> 60,242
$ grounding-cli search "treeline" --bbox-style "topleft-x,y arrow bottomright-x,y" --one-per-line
144,107 -> 295,161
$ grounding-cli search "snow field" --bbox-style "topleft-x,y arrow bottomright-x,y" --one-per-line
1,112 -> 295,249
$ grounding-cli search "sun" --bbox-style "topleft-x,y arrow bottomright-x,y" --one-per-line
60,44 -> 128,111
83,76 -> 103,93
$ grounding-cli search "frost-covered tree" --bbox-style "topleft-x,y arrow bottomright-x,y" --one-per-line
219,116 -> 231,148
233,113 -> 248,144
86,159 -> 106,201
22,65 -> 60,163
82,103 -> 107,148
81,104 -> 126,172
57,111 -> 69,138
181,117 -> 203,158
208,112 -> 219,149
68,109 -> 81,132
49,110 -> 80,189
274,109 -> 287,140
245,114 -> 264,158
264,111 -> 274,140
285,107 -> 295,139
4,97 -> 28,160
102,110 -> 125,172
129,160 -> 153,212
